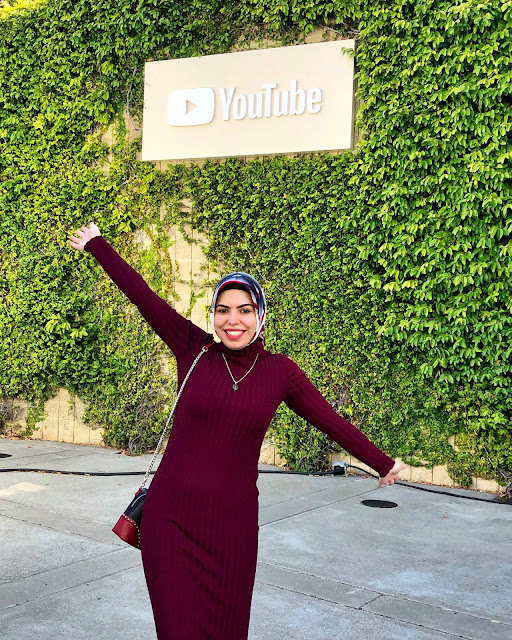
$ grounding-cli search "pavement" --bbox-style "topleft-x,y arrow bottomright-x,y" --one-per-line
0,437 -> 511,640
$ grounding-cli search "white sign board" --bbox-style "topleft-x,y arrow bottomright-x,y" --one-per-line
142,41 -> 355,161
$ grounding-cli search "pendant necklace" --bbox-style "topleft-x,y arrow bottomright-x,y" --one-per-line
222,353 -> 259,391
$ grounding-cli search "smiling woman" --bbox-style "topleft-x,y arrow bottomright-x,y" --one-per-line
214,288 -> 257,350
210,271 -> 266,351
69,222 -> 405,640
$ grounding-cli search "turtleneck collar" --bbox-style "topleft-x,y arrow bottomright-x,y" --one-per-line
217,338 -> 265,361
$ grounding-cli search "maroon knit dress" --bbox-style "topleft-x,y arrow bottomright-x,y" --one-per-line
85,237 -> 394,640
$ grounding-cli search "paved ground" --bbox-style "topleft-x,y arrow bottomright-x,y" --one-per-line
0,437 -> 511,640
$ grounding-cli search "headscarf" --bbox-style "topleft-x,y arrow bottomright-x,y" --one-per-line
210,272 -> 266,345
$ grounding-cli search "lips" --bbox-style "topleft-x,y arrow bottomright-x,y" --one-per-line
225,330 -> 245,340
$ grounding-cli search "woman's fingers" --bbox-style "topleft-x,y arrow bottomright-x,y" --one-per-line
69,229 -> 87,250
69,236 -> 83,250
378,458 -> 407,488
69,222 -> 101,251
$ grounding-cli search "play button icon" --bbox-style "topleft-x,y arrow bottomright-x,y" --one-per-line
168,88 -> 215,126
186,100 -> 197,115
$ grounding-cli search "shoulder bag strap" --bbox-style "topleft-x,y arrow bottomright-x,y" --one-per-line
141,340 -> 215,487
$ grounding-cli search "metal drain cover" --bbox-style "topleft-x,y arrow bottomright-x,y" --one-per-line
361,499 -> 398,508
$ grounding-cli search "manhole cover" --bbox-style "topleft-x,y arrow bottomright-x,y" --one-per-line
361,499 -> 398,508
0,453 -> 12,459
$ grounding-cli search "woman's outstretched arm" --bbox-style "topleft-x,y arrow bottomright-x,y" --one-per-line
283,357 -> 406,488
69,223 -> 211,359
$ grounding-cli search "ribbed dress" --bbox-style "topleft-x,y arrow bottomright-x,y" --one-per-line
85,236 -> 395,640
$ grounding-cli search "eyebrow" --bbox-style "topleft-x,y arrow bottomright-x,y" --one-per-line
215,303 -> 255,309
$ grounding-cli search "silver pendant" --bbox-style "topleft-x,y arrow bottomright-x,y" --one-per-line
222,353 -> 259,393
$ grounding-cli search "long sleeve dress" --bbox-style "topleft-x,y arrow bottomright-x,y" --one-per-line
85,236 -> 395,640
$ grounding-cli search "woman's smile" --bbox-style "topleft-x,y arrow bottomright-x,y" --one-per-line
225,329 -> 245,339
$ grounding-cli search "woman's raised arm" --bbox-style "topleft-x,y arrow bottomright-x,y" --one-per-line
69,223 -> 211,359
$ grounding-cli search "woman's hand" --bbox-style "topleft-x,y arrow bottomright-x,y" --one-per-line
69,222 -> 101,251
378,458 -> 407,488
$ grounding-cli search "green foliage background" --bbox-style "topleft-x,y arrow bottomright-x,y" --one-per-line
0,0 -> 510,483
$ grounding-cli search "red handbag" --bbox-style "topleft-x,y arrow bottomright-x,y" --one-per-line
112,487 -> 147,549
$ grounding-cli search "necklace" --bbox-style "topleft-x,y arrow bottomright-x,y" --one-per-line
222,353 -> 259,391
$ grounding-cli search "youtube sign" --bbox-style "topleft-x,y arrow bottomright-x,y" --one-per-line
142,40 -> 355,160
168,88 -> 215,126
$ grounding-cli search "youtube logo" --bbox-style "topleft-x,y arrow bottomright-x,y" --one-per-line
168,82 -> 322,128
168,88 -> 215,126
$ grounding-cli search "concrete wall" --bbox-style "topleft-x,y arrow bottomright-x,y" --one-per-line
5,390 -> 102,446
3,390 -> 501,493
4,395 -> 501,492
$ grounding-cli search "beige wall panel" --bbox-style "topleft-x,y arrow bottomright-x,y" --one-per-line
304,29 -> 333,45
259,441 -> 276,465
174,236 -> 193,264
190,301 -> 209,331
89,427 -> 105,446
72,421 -> 92,445
191,263 -> 210,288
410,466 -> 433,484
474,477 -> 500,493
41,418 -> 59,442
192,243 -> 208,263
59,420 -> 75,443
432,465 -> 454,487
173,282 -> 192,315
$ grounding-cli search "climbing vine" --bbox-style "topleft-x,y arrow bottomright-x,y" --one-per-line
0,0 -> 510,487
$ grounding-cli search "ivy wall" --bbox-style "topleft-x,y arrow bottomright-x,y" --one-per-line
0,0 -> 511,486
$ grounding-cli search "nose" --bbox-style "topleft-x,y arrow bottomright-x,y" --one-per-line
227,310 -> 240,325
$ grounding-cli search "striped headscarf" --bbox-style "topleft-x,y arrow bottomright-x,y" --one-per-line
210,272 -> 266,345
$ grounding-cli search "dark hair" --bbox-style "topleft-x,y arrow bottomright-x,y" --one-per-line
217,282 -> 251,295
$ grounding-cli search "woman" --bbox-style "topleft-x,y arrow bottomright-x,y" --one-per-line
70,222 -> 406,640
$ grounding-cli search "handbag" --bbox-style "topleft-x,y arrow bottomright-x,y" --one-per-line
112,340 -> 214,549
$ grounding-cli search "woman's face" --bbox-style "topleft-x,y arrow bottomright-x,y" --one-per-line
214,288 -> 257,350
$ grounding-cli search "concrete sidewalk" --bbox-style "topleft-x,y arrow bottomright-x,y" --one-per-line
0,437 -> 511,640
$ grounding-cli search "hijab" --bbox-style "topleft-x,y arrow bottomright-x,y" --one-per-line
210,272 -> 266,346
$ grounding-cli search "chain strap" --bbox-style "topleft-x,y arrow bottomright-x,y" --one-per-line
141,343 -> 211,488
